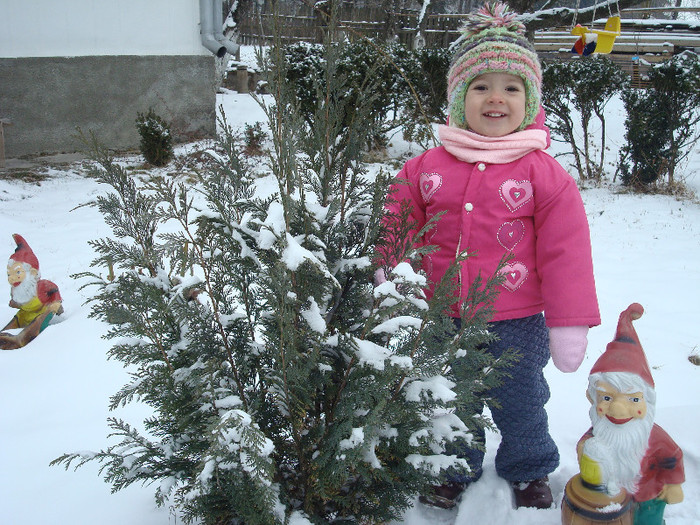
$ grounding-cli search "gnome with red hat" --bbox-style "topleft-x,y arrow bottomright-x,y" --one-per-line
562,303 -> 684,525
0,234 -> 63,350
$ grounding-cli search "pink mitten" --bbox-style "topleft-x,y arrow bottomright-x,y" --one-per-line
374,268 -> 387,286
549,325 -> 589,373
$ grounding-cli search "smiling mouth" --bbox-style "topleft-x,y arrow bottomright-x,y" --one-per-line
484,112 -> 507,118
606,415 -> 633,425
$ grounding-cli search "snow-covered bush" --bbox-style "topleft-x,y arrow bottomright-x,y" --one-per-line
392,44 -> 450,147
542,56 -> 627,182
278,40 -> 449,151
618,51 -> 700,189
135,108 -> 174,167
277,40 -> 398,150
52,38 -> 510,524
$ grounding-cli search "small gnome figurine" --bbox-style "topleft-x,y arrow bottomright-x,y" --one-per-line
562,303 -> 685,525
0,234 -> 63,350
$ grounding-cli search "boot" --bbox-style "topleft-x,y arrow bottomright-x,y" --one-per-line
419,481 -> 466,509
512,476 -> 553,509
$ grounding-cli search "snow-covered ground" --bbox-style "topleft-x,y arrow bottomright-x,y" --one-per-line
1,85 -> 699,524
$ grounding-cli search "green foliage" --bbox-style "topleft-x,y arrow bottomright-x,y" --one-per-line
243,121 -> 267,156
277,40 -> 446,151
542,57 -> 627,181
618,51 -> 700,188
277,40 -> 397,150
392,44 -> 450,147
135,108 -> 174,167
53,39 -> 509,525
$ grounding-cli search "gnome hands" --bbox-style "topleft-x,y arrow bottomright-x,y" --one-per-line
658,483 -> 684,505
549,325 -> 589,373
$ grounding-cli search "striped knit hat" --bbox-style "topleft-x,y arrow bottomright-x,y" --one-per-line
447,2 -> 542,131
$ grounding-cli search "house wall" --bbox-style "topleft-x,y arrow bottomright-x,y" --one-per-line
0,0 -> 217,158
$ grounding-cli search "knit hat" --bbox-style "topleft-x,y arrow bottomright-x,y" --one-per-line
9,234 -> 39,271
590,303 -> 654,388
447,2 -> 542,131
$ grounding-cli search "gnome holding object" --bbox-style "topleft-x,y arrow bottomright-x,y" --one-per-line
0,234 -> 63,350
562,303 -> 684,525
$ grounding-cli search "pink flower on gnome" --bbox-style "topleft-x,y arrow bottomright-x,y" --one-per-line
7,234 -> 42,306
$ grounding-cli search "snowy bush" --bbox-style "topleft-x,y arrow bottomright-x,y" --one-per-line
52,39 -> 510,524
135,108 -> 174,167
278,40 -> 449,151
618,51 -> 700,189
542,56 -> 627,182
392,44 -> 450,147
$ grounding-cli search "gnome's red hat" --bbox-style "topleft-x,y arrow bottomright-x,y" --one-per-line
9,234 -> 39,271
590,303 -> 654,388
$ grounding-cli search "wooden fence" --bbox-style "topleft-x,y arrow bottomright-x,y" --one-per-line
234,3 -> 700,87
235,3 -> 465,47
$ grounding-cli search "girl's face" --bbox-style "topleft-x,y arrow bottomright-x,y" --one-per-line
464,72 -> 527,137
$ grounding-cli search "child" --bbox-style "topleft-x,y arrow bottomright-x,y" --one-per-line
379,2 -> 601,510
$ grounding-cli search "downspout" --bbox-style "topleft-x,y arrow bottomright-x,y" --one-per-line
213,0 -> 240,56
200,0 -> 239,57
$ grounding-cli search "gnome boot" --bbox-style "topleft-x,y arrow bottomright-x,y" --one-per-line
0,308 -> 58,350
0,332 -> 21,350
512,477 -> 554,509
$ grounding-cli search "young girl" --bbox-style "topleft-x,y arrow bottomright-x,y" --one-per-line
380,2 -> 601,510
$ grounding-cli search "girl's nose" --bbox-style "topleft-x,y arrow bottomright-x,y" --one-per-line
488,91 -> 505,103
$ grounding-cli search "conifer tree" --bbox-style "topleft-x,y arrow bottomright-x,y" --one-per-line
53,33 -> 511,525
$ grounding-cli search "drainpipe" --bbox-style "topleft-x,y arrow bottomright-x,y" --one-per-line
213,0 -> 240,56
200,0 -> 238,57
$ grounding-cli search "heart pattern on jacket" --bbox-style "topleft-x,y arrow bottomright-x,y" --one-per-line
497,220 -> 525,251
500,261 -> 528,292
500,179 -> 533,212
419,172 -> 442,203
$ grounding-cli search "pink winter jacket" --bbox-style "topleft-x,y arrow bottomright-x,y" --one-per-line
385,144 -> 600,328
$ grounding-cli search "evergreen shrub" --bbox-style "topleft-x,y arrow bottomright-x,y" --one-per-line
53,39 -> 509,525
542,57 -> 627,181
135,108 -> 174,167
392,45 -> 450,147
618,51 -> 700,188
279,41 -> 449,150
243,122 -> 266,156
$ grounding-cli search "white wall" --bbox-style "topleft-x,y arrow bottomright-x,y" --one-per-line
0,0 -> 208,58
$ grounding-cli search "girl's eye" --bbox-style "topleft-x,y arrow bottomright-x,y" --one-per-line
506,86 -> 522,92
471,84 -> 488,91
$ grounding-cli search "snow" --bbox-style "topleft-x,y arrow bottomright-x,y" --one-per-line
2,76 -> 700,525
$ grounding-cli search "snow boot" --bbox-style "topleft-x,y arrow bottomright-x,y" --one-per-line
512,476 -> 553,509
419,481 -> 467,509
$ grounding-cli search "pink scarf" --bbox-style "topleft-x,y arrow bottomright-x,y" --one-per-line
438,125 -> 548,164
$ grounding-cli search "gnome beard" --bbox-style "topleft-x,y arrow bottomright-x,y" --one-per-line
585,402 -> 655,495
10,263 -> 40,306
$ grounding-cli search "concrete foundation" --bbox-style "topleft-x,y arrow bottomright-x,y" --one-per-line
0,55 -> 217,157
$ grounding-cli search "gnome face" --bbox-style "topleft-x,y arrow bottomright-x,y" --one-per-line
591,379 -> 647,424
584,372 -> 655,495
7,260 -> 40,305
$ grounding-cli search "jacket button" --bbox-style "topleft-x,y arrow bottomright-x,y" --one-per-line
477,163 -> 486,171
464,202 -> 474,212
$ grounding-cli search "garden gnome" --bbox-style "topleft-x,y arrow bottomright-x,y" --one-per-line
562,303 -> 684,525
0,234 -> 63,350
